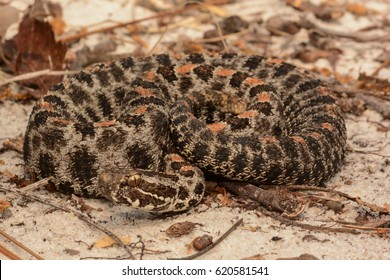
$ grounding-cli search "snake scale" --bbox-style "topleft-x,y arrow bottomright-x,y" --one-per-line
23,53 -> 347,212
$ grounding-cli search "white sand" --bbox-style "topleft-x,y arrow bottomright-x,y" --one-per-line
0,0 -> 389,260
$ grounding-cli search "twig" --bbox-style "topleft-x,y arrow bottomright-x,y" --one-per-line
59,1 -> 227,44
285,185 -> 390,214
0,186 -> 135,259
255,208 -> 362,235
168,218 -> 243,260
0,69 -> 79,87
302,17 -> 390,42
0,228 -> 43,260
0,243 -> 22,260
22,177 -> 52,192
342,224 -> 390,232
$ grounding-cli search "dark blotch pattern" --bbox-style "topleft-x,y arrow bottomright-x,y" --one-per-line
178,187 -> 189,200
69,146 -> 98,186
179,77 -> 193,92
244,55 -> 264,70
157,65 -> 178,82
193,64 -> 214,82
120,57 -> 134,69
273,62 -> 296,77
32,110 -> 62,128
156,54 -> 172,66
96,70 -> 110,87
131,77 -> 159,89
51,83 -> 65,92
69,85 -> 91,105
85,107 -> 101,122
249,84 -> 276,98
41,128 -> 65,150
126,144 -> 155,169
297,79 -> 321,93
97,93 -> 113,117
74,71 -> 94,87
38,153 -> 56,179
230,71 -> 249,88
74,123 -> 95,140
96,127 -> 127,151
283,74 -> 300,89
109,63 -> 125,82
114,87 -> 126,105
221,53 -> 237,59
43,95 -> 67,109
186,53 -> 205,64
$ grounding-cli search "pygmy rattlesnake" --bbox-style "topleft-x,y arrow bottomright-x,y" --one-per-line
23,53 -> 347,212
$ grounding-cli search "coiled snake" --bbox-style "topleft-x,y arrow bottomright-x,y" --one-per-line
23,53 -> 346,212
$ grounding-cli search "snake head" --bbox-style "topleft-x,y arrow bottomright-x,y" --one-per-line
97,169 -> 202,213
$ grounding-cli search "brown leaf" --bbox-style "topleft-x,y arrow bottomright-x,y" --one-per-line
4,4 -> 67,94
192,234 -> 213,251
166,221 -> 197,237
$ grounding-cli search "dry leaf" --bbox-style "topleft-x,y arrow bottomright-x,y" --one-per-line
166,221 -> 196,237
3,3 -> 67,94
0,200 -> 11,212
192,234 -> 213,251
94,236 -> 132,248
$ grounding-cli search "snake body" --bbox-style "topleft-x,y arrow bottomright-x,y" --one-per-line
23,53 -> 346,212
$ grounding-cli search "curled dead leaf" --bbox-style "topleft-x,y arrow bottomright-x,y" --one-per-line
166,221 -> 197,237
192,234 -> 213,251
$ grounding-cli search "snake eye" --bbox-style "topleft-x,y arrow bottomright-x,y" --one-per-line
128,173 -> 141,186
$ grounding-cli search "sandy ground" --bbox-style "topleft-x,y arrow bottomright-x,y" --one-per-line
0,0 -> 389,260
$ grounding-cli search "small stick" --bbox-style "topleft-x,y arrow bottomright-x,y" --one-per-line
0,229 -> 43,260
0,69 -> 79,87
0,243 -> 22,260
285,185 -> 389,213
168,218 -> 243,260
254,208 -> 362,235
22,177 -> 52,192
